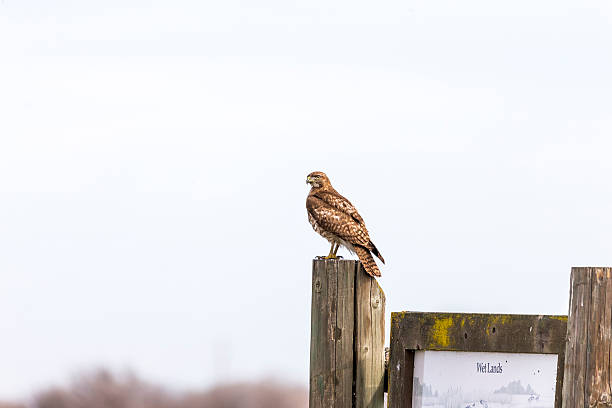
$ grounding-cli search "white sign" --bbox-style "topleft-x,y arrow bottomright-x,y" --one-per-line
412,351 -> 558,408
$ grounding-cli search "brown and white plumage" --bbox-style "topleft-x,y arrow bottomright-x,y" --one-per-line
306,171 -> 385,277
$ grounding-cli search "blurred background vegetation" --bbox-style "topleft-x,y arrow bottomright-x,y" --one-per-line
0,369 -> 307,408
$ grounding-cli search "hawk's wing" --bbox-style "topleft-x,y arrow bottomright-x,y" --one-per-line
306,195 -> 370,247
313,190 -> 367,227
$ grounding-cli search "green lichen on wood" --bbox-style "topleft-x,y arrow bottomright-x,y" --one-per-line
430,316 -> 454,348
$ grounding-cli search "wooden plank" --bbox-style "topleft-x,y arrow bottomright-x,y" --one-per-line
592,267 -> 612,406
309,259 -> 356,408
336,260 -> 356,408
391,312 -> 567,354
563,267 -> 585,406
403,350 -> 414,408
563,267 -> 612,408
354,263 -> 386,408
555,341 -> 566,408
562,267 -> 592,408
387,318 -> 402,408
387,313 -> 419,408
574,268 -> 590,408
585,268 -> 603,407
310,260 -> 335,408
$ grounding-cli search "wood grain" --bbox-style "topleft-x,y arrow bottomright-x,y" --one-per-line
562,267 -> 612,408
309,259 -> 385,408
355,262 -> 386,408
310,260 -> 354,408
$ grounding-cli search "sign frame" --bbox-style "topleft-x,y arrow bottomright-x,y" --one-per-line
387,312 -> 568,408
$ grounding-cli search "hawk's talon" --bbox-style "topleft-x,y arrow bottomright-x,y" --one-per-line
315,255 -> 344,260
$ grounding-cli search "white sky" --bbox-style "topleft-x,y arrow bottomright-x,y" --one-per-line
1,0 -> 612,401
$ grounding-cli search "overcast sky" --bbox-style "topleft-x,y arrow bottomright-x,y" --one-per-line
1,0 -> 612,401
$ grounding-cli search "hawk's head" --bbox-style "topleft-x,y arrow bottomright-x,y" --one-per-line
306,171 -> 330,188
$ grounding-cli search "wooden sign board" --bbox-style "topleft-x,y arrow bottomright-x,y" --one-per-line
413,350 -> 558,407
387,312 -> 567,408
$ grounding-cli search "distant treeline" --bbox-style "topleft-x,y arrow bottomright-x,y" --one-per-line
494,379 -> 536,395
0,369 -> 307,408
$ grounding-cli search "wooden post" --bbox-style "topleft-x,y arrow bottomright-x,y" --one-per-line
562,267 -> 612,408
310,259 -> 355,408
309,259 -> 386,408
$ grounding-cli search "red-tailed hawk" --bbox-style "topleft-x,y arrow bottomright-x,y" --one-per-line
306,171 -> 385,277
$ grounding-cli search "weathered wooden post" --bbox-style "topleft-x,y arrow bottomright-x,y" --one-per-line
309,259 -> 386,408
562,267 -> 612,408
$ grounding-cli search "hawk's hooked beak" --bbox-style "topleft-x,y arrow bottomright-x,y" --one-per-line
306,176 -> 312,185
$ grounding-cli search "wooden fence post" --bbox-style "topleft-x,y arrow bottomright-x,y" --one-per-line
309,259 -> 386,408
562,267 -> 612,408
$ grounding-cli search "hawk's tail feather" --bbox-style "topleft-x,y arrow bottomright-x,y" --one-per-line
369,241 -> 385,264
355,245 -> 381,277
